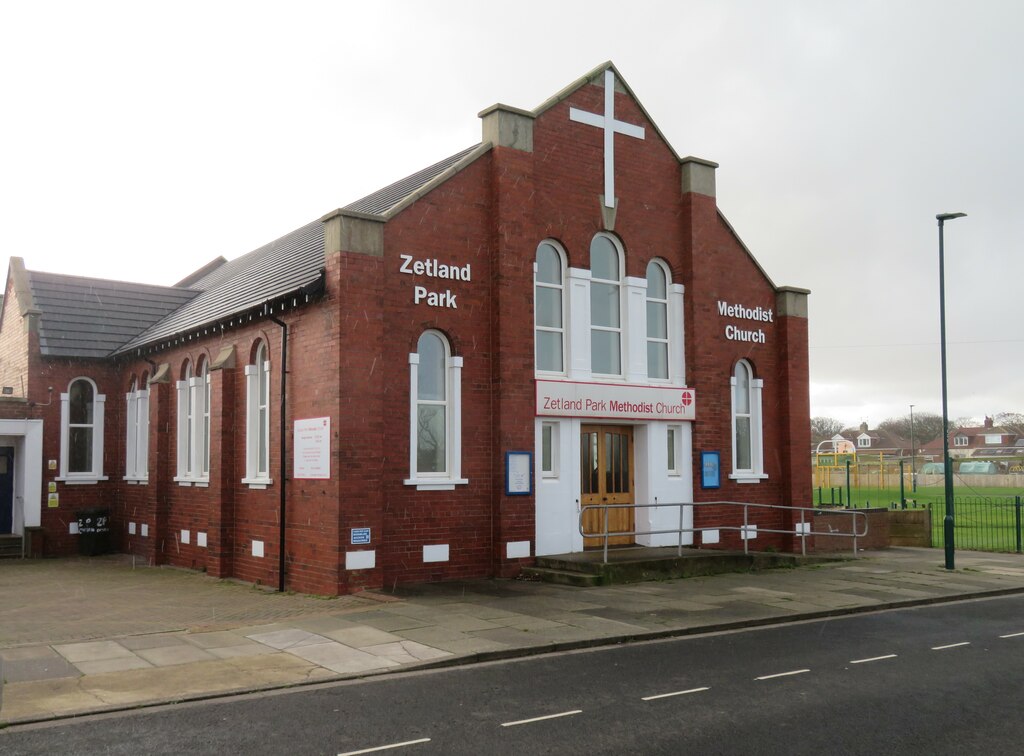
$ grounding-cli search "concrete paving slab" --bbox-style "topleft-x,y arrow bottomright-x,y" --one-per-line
287,642 -> 398,673
53,640 -> 136,663
1,655 -> 80,683
320,626 -> 403,648
467,627 -> 548,647
119,634 -> 191,651
288,615 -> 365,634
360,640 -> 451,663
1,645 -> 62,662
206,642 -> 281,660
134,644 -> 218,667
348,611 -> 433,632
246,628 -> 330,650
182,630 -> 254,649
73,656 -> 153,675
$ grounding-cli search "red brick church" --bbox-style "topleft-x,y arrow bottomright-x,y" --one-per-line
0,63 -> 811,595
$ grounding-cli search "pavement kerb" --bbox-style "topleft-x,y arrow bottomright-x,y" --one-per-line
5,583 -> 1024,729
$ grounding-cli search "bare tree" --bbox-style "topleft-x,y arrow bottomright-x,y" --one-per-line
810,416 -> 845,443
878,412 -> 944,445
994,412 -> 1024,435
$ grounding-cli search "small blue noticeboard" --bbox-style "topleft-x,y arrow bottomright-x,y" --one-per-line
701,451 -> 720,489
351,528 -> 371,545
505,451 -> 533,496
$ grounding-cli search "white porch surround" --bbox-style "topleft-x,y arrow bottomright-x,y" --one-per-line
534,259 -> 694,556
0,419 -> 44,534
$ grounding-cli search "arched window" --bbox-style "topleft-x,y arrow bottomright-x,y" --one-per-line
590,234 -> 622,376
125,375 -> 149,482
406,330 -> 466,489
730,360 -> 766,481
198,358 -> 211,477
646,260 -> 669,380
59,377 -> 106,481
176,359 -> 211,484
244,341 -> 272,486
535,241 -> 566,373
416,332 -> 447,474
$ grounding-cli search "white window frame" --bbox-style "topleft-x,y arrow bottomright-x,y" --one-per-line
124,378 -> 149,483
243,341 -> 272,487
540,421 -> 559,478
589,233 -> 625,378
729,360 -> 767,482
175,360 -> 211,486
954,435 -> 969,447
857,434 -> 871,448
534,240 -> 567,375
667,425 -> 681,476
58,376 -> 107,484
645,259 -> 671,382
405,330 -> 467,490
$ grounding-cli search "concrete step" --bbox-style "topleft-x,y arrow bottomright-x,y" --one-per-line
519,566 -> 603,587
527,549 -> 842,587
0,535 -> 23,558
533,556 -> 605,575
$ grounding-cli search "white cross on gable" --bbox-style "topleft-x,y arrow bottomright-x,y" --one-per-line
569,69 -> 645,209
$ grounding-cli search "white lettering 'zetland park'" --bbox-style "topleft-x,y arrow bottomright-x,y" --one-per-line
400,254 -> 471,309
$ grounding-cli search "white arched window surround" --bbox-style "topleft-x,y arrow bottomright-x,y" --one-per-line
534,240 -> 567,375
124,375 -> 150,483
645,259 -> 671,381
243,340 -> 272,488
175,358 -> 211,486
730,359 -> 767,482
405,330 -> 467,491
58,376 -> 107,484
590,233 -> 625,377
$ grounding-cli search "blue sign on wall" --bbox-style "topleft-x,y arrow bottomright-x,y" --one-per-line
701,451 -> 721,489
351,528 -> 371,545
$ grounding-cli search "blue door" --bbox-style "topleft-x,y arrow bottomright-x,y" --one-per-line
0,447 -> 13,533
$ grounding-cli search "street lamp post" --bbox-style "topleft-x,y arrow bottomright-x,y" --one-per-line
909,404 -> 916,493
937,211 -> 966,571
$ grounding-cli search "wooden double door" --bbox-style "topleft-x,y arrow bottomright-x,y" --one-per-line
580,425 -> 634,548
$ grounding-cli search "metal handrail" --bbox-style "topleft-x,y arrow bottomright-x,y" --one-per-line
578,499 -> 869,563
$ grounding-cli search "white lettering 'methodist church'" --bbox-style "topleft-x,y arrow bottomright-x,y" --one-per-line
0,63 -> 811,595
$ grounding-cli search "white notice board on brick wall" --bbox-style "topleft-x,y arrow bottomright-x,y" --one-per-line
294,417 -> 331,479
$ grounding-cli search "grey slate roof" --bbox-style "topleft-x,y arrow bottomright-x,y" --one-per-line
26,272 -> 198,358
116,219 -> 325,354
23,143 -> 485,358
342,144 -> 482,216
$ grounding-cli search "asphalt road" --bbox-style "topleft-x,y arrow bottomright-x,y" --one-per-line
5,595 -> 1024,755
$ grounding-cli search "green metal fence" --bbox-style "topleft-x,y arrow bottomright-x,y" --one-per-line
927,496 -> 1024,553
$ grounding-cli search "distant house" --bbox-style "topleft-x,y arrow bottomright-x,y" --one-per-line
920,416 -> 1022,461
833,422 -> 911,458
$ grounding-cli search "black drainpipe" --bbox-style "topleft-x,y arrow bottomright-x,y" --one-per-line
268,313 -> 288,592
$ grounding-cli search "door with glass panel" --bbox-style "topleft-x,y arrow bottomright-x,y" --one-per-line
580,425 -> 635,548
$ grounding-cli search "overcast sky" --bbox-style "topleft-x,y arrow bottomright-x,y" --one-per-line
2,1 -> 1020,429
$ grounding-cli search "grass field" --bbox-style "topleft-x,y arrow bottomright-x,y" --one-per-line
813,481 -> 1024,553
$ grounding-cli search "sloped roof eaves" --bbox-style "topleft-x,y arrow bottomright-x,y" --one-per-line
116,220 -> 325,354
337,143 -> 491,221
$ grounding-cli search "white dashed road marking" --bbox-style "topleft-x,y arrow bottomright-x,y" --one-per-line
501,710 -> 583,727
931,642 -> 970,650
850,654 -> 897,664
642,686 -> 710,701
999,631 -> 1024,639
338,738 -> 431,755
755,669 -> 809,681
